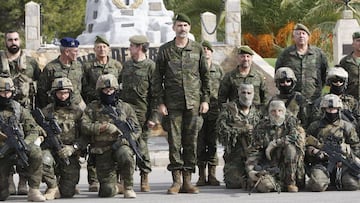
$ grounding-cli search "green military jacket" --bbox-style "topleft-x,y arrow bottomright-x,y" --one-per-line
0,50 -> 40,109
218,67 -> 268,107
82,57 -> 122,104
37,57 -> 83,108
0,100 -> 40,146
339,53 -> 360,101
42,103 -> 83,146
153,39 -> 210,110
206,63 -> 224,120
119,58 -> 155,125
81,99 -> 141,154
275,45 -> 329,101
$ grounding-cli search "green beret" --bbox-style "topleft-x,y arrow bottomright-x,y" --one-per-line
353,32 -> 360,39
129,35 -> 148,44
174,13 -> 191,25
95,35 -> 110,46
294,23 -> 311,35
238,46 -> 254,55
202,40 -> 213,52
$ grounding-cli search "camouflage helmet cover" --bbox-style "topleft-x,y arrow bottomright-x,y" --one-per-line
0,76 -> 15,91
326,67 -> 348,84
275,67 -> 297,82
96,74 -> 119,90
320,94 -> 343,109
51,77 -> 73,92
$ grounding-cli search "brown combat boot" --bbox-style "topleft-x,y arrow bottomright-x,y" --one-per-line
207,165 -> 220,186
167,170 -> 182,194
117,180 -> 124,194
8,174 -> 16,195
43,186 -> 60,200
140,172 -> 150,192
196,165 -> 207,186
17,175 -> 28,195
88,182 -> 99,192
181,171 -> 199,194
287,184 -> 299,192
27,188 -> 46,202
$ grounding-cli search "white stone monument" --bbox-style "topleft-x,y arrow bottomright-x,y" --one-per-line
77,0 -> 177,45
225,0 -> 241,46
201,12 -> 217,42
25,1 -> 41,50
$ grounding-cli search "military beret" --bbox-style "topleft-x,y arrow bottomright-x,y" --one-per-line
294,23 -> 311,35
353,31 -> 360,39
202,40 -> 213,52
60,37 -> 79,48
129,35 -> 148,44
174,13 -> 191,25
95,35 -> 110,46
238,45 -> 254,55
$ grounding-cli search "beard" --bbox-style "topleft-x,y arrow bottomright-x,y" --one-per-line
7,45 -> 20,54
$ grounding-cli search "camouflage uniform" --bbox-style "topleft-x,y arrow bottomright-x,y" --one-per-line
339,53 -> 360,101
120,58 -> 155,174
37,57 -> 84,109
275,45 -> 329,101
218,67 -> 268,107
152,39 -> 210,172
0,100 -> 44,201
246,114 -> 304,192
82,57 -> 122,104
217,101 -> 261,188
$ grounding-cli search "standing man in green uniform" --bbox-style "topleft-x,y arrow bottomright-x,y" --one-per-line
152,13 -> 210,194
81,35 -> 123,192
275,23 -> 329,102
196,40 -> 224,186
119,35 -> 155,192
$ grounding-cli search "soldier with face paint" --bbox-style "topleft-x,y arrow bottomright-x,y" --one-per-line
246,100 -> 304,193
217,84 -> 262,189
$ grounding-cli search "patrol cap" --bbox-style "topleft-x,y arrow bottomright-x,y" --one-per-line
352,31 -> 360,39
294,23 -> 311,35
95,35 -> 110,46
129,35 -> 148,44
238,45 -> 254,55
60,37 -> 79,47
202,40 -> 213,52
174,13 -> 191,25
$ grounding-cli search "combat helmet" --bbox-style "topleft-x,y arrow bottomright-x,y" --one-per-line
51,77 -> 73,92
96,74 -> 119,91
0,76 -> 15,92
320,94 -> 343,109
326,67 -> 348,86
275,67 -> 297,93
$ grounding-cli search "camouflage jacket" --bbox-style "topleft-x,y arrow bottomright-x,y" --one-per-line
206,62 -> 224,120
152,39 -> 210,110
218,67 -> 268,107
81,99 -> 141,154
0,50 -> 40,109
217,101 -> 261,157
42,103 -> 84,146
37,56 -> 83,108
82,57 -> 122,104
275,45 -> 329,101
119,58 -> 156,125
339,53 -> 360,100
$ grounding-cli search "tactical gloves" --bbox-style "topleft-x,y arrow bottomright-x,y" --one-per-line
58,145 -> 75,159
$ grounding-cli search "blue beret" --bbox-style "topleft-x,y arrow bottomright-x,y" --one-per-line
60,37 -> 79,47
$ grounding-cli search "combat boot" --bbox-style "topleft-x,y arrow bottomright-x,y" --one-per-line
181,171 -> 199,194
140,172 -> 150,192
287,184 -> 299,192
123,188 -> 136,198
17,175 -> 28,195
8,174 -> 16,195
27,188 -> 46,202
116,181 -> 124,194
88,182 -> 99,192
167,170 -> 182,194
207,164 -> 220,186
43,187 -> 60,200
196,165 -> 207,186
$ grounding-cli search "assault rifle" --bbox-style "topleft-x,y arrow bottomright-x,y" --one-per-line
103,105 -> 150,171
31,107 -> 70,165
0,117 -> 29,167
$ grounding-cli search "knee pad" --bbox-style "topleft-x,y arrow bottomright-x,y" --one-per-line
98,183 -> 117,197
309,168 -> 330,192
42,150 -> 55,167
342,173 -> 359,191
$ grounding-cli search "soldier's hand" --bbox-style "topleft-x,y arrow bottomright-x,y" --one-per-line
147,120 -> 156,129
34,136 -> 44,146
265,139 -> 281,160
248,170 -> 259,181
159,104 -> 168,116
314,150 -> 328,160
199,102 -> 209,114
58,145 -> 75,159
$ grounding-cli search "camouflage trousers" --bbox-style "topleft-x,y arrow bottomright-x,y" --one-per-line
0,143 -> 42,200
95,144 -> 135,197
137,128 -> 152,174
42,149 -> 81,198
223,146 -> 247,189
164,108 -> 203,172
271,144 -> 298,187
197,116 -> 219,166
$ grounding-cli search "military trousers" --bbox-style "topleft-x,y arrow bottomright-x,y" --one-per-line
197,115 -> 219,166
0,143 -> 42,200
137,127 -> 152,174
165,108 -> 203,172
